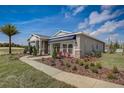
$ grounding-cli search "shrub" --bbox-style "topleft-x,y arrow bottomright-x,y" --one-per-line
58,59 -> 64,66
84,58 -> 89,62
84,63 -> 89,69
90,51 -> 96,57
112,66 -> 119,73
107,73 -> 117,79
58,51 -> 62,58
95,51 -> 102,58
79,61 -> 84,66
23,47 -> 28,54
52,48 -> 57,59
72,65 -> 77,71
96,62 -> 102,69
76,59 -> 80,64
90,67 -> 98,73
90,63 -> 95,67
50,60 -> 56,66
65,62 -> 71,68
33,46 -> 37,56
29,46 -> 33,55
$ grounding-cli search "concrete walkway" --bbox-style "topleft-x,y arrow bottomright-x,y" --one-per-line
20,56 -> 124,88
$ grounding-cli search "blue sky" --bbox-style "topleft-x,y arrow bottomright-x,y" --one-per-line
0,5 -> 124,45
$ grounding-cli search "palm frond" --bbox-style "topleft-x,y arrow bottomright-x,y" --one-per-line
1,24 -> 19,36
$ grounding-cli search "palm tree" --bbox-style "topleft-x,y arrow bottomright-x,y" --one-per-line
0,24 -> 19,54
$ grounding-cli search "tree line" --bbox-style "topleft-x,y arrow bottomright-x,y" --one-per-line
0,42 -> 22,47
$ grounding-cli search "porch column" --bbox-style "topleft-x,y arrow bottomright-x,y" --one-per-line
49,43 -> 53,55
39,39 -> 42,55
42,41 -> 45,55
35,40 -> 38,51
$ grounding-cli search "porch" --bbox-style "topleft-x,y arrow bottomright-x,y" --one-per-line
49,35 -> 77,57
28,34 -> 49,55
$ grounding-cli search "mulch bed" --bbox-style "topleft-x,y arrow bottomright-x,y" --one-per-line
36,57 -> 124,85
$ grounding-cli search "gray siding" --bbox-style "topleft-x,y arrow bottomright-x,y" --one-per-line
78,34 -> 104,57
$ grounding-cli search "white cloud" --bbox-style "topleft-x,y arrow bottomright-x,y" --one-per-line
90,20 -> 124,36
78,18 -> 89,30
64,5 -> 87,18
13,18 -> 42,25
83,29 -> 92,35
72,6 -> 86,16
64,12 -> 71,18
77,7 -> 124,38
89,9 -> 124,25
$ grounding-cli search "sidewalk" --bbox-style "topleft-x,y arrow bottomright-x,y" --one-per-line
20,56 -> 124,88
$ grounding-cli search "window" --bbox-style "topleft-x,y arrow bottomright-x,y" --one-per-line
63,44 -> 67,53
68,44 -> 73,54
53,43 -> 60,53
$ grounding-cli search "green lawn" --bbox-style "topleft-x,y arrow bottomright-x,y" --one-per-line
0,47 -> 24,55
97,53 -> 124,71
0,55 -> 73,88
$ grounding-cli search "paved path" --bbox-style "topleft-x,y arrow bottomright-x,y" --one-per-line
20,56 -> 124,88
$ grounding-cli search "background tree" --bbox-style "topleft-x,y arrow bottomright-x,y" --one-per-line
114,40 -> 120,49
109,41 -> 115,54
0,24 -> 19,54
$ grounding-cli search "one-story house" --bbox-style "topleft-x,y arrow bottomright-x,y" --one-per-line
28,30 -> 105,58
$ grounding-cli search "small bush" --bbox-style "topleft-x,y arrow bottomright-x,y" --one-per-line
90,63 -> 95,67
50,60 -> 56,66
72,65 -> 77,71
96,62 -> 102,69
29,46 -> 33,55
58,59 -> 64,66
107,73 -> 117,79
79,61 -> 84,66
90,67 -> 98,73
23,47 -> 28,54
112,66 -> 119,73
84,58 -> 89,62
52,48 -> 57,59
95,51 -> 102,58
33,46 -> 37,56
84,63 -> 89,69
75,59 -> 80,64
90,51 -> 96,57
65,62 -> 71,68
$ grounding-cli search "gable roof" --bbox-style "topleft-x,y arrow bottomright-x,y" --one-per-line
50,31 -> 104,44
51,30 -> 72,38
27,34 -> 49,41
33,34 -> 49,39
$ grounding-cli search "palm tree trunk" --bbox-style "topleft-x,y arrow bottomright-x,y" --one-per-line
9,36 -> 11,54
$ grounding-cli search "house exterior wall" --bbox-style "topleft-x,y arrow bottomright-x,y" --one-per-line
78,34 -> 105,57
